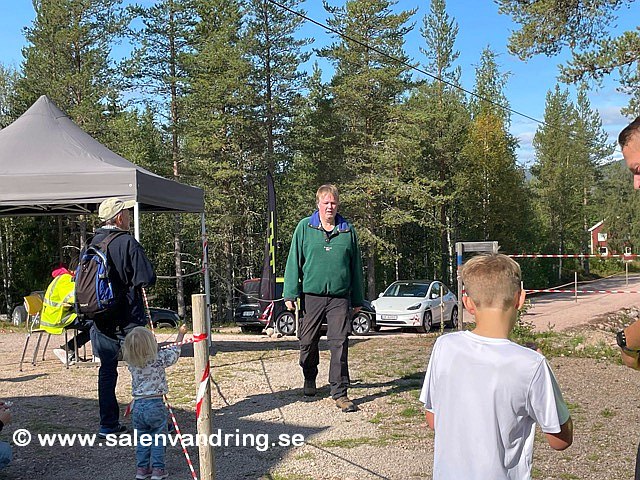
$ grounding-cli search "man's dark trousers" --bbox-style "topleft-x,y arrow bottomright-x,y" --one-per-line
90,325 -> 122,428
299,294 -> 351,399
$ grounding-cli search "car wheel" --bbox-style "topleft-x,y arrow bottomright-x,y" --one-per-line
351,312 -> 371,335
275,311 -> 296,336
12,305 -> 27,326
417,311 -> 432,334
448,307 -> 459,329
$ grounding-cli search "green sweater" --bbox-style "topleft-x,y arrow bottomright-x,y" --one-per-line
283,213 -> 364,307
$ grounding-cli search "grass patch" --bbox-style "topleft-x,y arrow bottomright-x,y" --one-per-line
263,473 -> 315,480
368,413 -> 386,424
399,406 -> 423,418
600,408 -> 615,418
293,452 -> 315,461
317,432 -> 411,449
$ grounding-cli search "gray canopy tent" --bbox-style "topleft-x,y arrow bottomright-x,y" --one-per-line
0,95 -> 211,334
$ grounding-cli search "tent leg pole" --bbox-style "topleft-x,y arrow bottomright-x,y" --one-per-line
134,202 -> 140,241
201,213 -> 211,349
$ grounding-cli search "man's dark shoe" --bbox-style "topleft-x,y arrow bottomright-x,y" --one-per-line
97,424 -> 127,439
335,396 -> 358,412
303,379 -> 317,397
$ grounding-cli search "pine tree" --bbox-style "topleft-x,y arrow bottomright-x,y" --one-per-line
407,0 -> 469,285
245,0 -> 311,174
126,0 -> 198,318
319,0 -> 417,297
183,0 -> 259,321
456,48 -> 533,254
17,0 -> 126,135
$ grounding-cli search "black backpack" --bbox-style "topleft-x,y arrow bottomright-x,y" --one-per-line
75,232 -> 125,316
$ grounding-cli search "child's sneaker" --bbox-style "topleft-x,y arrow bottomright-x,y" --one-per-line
136,466 -> 152,479
151,468 -> 169,480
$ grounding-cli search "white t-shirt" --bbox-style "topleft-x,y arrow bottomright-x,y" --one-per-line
420,331 -> 570,480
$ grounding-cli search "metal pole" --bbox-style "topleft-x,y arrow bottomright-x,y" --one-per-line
627,261 -> 629,287
456,242 -> 463,331
134,202 -> 140,241
192,294 -> 214,480
201,213 -> 212,348
574,271 -> 578,303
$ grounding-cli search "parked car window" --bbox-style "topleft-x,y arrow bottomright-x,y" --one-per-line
383,282 -> 429,297
430,283 -> 441,299
441,284 -> 449,295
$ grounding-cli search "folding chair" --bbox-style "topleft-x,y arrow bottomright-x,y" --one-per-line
19,294 -> 45,371
19,294 -> 81,371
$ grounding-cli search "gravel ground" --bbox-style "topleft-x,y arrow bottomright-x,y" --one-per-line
1,322 -> 640,480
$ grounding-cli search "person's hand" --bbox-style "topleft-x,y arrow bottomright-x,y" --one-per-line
352,306 -> 362,315
0,408 -> 11,426
285,300 -> 296,311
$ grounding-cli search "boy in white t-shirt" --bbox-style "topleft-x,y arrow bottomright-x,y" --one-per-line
420,254 -> 573,480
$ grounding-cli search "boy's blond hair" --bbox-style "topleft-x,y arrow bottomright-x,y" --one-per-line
461,254 -> 521,309
316,184 -> 340,204
122,326 -> 158,368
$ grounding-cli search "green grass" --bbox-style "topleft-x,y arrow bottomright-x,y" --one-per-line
317,432 -> 411,449
399,406 -> 423,418
600,408 -> 616,418
263,473 -> 315,480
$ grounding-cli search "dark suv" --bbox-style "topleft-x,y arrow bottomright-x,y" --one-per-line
234,278 -> 376,335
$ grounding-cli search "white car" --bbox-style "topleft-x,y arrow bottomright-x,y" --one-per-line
372,280 -> 458,333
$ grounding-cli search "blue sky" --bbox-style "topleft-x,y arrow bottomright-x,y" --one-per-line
1,0 -> 637,165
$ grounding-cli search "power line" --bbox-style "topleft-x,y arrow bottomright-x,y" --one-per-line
265,0 -> 623,156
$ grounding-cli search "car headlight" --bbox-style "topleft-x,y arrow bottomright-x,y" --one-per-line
407,303 -> 422,311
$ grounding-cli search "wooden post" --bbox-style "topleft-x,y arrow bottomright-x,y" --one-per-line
574,272 -> 578,303
192,294 -> 214,480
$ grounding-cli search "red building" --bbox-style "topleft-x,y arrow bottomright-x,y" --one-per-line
588,220 -> 632,256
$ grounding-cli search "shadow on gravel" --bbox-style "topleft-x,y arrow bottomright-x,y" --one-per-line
0,373 -> 48,383
212,382 -> 392,479
0,393 -> 326,480
350,372 -> 424,407
208,336 -> 374,354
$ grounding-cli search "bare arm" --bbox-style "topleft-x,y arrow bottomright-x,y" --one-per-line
425,410 -> 435,430
545,417 -> 573,450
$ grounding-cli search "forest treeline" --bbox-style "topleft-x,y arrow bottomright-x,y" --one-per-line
0,0 -> 639,322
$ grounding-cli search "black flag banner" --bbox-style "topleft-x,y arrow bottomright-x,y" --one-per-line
259,171 -> 277,315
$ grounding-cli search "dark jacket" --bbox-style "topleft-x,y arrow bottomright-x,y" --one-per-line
90,227 -> 156,338
283,211 -> 364,307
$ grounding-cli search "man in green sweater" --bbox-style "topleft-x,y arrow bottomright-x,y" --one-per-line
283,184 -> 364,413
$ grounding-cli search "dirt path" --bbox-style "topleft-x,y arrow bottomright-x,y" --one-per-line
522,273 -> 640,331
459,273 -> 640,332
2,327 -> 640,479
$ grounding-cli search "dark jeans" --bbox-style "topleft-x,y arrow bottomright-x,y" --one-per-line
635,441 -> 640,480
299,295 -> 351,399
64,320 -> 92,351
90,325 -> 122,428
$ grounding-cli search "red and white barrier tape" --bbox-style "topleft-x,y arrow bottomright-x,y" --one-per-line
525,288 -> 640,294
508,253 -> 637,259
195,362 -> 210,420
159,333 -> 208,350
258,301 -> 274,324
141,287 -> 156,336
164,395 -> 199,480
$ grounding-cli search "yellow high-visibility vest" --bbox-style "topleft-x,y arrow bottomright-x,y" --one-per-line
40,274 -> 76,334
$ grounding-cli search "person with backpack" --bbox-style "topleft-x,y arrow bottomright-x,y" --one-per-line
79,197 -> 156,438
